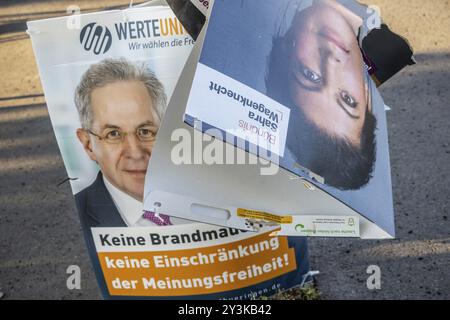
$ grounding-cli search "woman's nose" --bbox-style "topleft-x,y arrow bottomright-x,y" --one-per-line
328,42 -> 350,64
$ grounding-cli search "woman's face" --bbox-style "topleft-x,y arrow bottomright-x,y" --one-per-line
288,0 -> 370,146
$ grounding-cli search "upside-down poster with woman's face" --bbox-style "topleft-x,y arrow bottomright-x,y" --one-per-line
275,0 -> 376,191
184,0 -> 396,237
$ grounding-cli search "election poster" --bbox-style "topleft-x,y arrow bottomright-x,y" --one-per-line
28,3 -> 311,299
142,0 -> 402,239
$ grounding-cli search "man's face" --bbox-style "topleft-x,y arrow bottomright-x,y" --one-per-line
288,0 -> 370,146
78,80 -> 160,201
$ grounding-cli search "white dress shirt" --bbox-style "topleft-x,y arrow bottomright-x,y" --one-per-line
103,176 -> 190,227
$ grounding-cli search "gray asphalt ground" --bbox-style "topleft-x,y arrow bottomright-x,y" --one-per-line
0,0 -> 449,300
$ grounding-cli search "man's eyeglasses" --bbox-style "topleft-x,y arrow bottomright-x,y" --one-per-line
87,126 -> 158,144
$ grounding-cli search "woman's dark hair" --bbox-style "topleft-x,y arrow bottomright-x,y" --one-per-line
265,25 -> 377,190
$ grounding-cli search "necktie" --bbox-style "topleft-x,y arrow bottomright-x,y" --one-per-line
142,211 -> 172,226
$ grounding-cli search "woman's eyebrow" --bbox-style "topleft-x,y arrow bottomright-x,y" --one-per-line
336,96 -> 360,119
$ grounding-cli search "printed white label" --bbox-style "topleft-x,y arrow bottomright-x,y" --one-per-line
185,63 -> 290,157
278,216 -> 360,238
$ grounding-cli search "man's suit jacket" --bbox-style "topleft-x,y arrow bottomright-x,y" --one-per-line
75,171 -> 127,228
74,171 -> 127,299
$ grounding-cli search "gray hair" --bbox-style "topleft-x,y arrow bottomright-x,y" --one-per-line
74,58 -> 167,129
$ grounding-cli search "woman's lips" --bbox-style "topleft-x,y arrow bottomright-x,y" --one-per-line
319,28 -> 350,53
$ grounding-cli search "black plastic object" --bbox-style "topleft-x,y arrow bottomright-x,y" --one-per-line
165,0 -> 205,40
362,24 -> 415,86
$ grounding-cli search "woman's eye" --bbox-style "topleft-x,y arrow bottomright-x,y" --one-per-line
302,68 -> 322,84
340,90 -> 357,108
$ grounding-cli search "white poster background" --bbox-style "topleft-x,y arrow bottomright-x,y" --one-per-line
28,5 -> 194,194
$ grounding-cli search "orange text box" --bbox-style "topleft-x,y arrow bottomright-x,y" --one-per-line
98,232 -> 298,296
